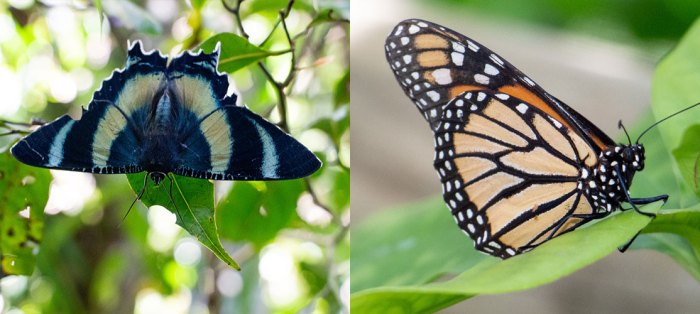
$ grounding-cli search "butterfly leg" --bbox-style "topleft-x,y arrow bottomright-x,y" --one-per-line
613,165 -> 668,252
121,174 -> 150,224
571,211 -> 612,219
166,173 -> 185,224
617,195 -> 667,251
614,165 -> 663,218
618,232 -> 642,253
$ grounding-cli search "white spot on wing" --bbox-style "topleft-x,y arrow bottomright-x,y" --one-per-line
466,40 -> 479,52
451,52 -> 464,66
432,68 -> 452,84
474,74 -> 489,85
484,64 -> 499,75
516,103 -> 528,114
427,90 -> 440,102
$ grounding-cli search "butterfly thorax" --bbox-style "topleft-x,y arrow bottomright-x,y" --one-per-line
583,144 -> 645,213
140,91 -> 179,176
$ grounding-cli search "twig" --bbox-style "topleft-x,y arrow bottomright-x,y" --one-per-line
223,2 -> 349,311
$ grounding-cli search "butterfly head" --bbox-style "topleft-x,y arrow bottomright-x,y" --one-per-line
622,144 -> 645,172
150,171 -> 166,186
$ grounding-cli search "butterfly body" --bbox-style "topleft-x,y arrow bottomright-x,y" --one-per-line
11,41 -> 320,185
386,19 -> 657,258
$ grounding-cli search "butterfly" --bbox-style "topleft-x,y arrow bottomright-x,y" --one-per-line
11,41 -> 321,192
384,19 -> 669,258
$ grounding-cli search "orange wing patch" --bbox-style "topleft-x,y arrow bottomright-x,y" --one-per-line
417,51 -> 449,67
414,34 -> 450,49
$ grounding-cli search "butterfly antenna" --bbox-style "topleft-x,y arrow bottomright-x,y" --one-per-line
119,174 -> 149,226
166,173 -> 184,224
618,120 -> 632,145
636,102 -> 700,144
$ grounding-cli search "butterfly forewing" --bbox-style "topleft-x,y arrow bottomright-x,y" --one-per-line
9,41 -> 166,174
385,19 -> 615,150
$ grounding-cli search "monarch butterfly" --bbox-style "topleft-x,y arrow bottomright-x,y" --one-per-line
384,19 -> 672,258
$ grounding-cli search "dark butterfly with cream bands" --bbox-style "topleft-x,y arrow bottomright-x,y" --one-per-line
11,41 -> 321,195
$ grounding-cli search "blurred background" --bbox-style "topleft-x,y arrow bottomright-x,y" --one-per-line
352,0 -> 700,313
0,0 -> 348,313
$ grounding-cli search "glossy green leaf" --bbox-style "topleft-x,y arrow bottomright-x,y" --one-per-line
200,33 -> 289,74
0,149 -> 51,275
126,173 -> 239,270
102,0 -> 162,35
351,204 -> 660,313
217,180 -> 304,247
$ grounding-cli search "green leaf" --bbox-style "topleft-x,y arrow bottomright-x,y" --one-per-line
94,0 -> 104,25
632,232 -> 700,281
351,197 -> 486,293
635,210 -> 700,281
312,166 -> 348,213
189,0 -> 207,10
102,0 -> 162,35
0,149 -> 52,275
199,33 -> 289,74
308,9 -> 346,29
652,17 -> 700,200
673,125 -> 700,196
245,0 -> 314,15
333,70 -> 350,108
311,107 -> 348,146
217,180 -> 304,247
126,173 -> 239,270
351,203 -> 660,313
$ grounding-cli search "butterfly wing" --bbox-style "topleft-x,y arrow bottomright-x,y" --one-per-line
435,90 -> 604,257
11,41 -> 166,174
167,47 -> 321,181
384,19 -> 615,150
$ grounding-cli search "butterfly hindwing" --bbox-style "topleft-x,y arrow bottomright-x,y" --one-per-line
175,104 -> 321,180
434,90 -> 603,257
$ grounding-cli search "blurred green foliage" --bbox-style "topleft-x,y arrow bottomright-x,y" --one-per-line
431,0 -> 700,44
0,0 -> 349,313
